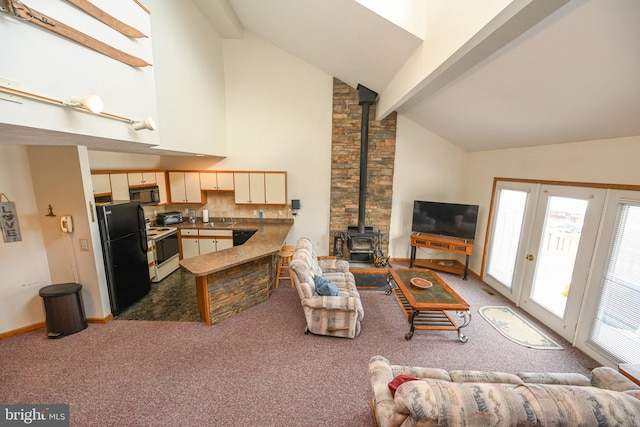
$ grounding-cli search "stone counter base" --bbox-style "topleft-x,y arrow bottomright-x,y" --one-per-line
196,256 -> 274,325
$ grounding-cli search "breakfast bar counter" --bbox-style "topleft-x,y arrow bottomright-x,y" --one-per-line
179,219 -> 293,325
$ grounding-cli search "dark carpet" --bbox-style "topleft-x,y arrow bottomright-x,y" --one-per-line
0,270 -> 600,426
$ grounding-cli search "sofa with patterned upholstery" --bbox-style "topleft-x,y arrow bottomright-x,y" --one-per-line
369,355 -> 640,426
289,237 -> 364,338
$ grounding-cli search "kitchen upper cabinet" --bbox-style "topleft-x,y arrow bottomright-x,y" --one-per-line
91,174 -> 111,195
265,172 -> 287,204
128,172 -> 157,186
169,172 -> 203,204
234,172 -> 287,205
234,172 -> 265,204
200,172 -> 234,191
155,172 -> 168,205
110,173 -> 130,201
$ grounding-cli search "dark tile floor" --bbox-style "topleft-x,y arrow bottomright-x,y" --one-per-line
116,263 -> 392,322
116,269 -> 201,322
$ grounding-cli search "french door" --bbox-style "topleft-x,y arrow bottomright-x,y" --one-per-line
485,181 -> 605,341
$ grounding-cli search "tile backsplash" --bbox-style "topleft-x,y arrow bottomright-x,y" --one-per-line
143,192 -> 291,223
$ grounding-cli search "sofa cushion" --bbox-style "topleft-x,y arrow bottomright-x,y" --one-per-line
393,379 -> 537,426
517,371 -> 591,386
314,275 -> 339,296
520,383 -> 640,425
590,366 -> 640,392
449,370 -> 524,385
290,259 -> 315,298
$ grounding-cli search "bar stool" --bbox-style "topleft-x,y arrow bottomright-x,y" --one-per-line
276,249 -> 294,288
282,245 -> 295,252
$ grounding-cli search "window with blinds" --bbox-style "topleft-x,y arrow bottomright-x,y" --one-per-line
588,202 -> 640,364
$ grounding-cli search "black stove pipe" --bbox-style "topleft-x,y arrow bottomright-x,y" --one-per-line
356,84 -> 378,233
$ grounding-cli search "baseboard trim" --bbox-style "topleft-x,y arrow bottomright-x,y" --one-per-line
0,322 -> 46,340
88,314 -> 113,324
0,314 -> 113,340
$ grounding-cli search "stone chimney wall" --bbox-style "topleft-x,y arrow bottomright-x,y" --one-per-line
330,78 -> 397,257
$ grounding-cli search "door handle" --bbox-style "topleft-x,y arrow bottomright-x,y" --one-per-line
526,254 -> 535,261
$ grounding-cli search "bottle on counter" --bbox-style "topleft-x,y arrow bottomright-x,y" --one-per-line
189,209 -> 196,224
259,210 -> 264,219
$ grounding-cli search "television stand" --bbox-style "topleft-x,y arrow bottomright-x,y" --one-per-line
409,233 -> 473,280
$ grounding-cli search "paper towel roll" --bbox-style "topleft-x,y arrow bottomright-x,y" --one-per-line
202,209 -> 209,223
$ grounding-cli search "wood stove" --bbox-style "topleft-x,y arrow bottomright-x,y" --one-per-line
347,226 -> 376,262
346,84 -> 381,264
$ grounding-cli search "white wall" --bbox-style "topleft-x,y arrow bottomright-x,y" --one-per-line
0,146 -> 51,334
162,32 -> 334,252
150,1 -> 228,156
27,146 -> 110,320
378,0 -> 513,116
354,0 -> 428,39
466,135 -> 640,273
0,0 -> 158,146
389,115 -> 469,259
88,151 -> 162,170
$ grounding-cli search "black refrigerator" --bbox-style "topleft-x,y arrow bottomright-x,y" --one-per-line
96,201 -> 151,315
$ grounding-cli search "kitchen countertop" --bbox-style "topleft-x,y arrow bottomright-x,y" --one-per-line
178,218 -> 294,277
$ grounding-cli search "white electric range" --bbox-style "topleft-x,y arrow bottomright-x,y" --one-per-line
146,226 -> 179,282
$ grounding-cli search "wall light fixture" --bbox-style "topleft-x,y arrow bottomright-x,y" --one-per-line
65,95 -> 104,114
0,81 -> 155,131
131,117 -> 156,131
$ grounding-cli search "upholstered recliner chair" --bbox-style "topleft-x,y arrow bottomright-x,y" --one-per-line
289,238 -> 364,338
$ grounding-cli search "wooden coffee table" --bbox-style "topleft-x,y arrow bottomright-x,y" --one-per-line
389,268 -> 471,342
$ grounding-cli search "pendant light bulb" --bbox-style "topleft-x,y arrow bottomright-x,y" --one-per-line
68,95 -> 104,114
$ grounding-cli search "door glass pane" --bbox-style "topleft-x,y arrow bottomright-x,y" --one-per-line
530,196 -> 587,318
487,189 -> 527,288
589,203 -> 640,364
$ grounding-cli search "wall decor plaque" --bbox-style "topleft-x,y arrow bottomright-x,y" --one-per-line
0,194 -> 21,243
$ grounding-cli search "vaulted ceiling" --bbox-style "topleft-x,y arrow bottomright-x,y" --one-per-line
197,0 -> 640,152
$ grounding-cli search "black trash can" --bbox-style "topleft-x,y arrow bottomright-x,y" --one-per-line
39,283 -> 88,339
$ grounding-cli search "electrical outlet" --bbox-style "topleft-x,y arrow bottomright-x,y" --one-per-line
80,238 -> 89,251
253,210 -> 257,215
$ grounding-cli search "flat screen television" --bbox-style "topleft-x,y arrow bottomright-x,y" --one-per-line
412,200 -> 479,241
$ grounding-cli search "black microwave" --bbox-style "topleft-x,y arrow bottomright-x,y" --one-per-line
129,186 -> 160,206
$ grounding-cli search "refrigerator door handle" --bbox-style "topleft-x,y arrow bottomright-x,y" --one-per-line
137,205 -> 148,253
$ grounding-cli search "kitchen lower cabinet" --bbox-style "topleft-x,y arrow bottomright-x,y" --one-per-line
180,229 -> 233,258
198,229 -> 233,254
180,229 -> 200,259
